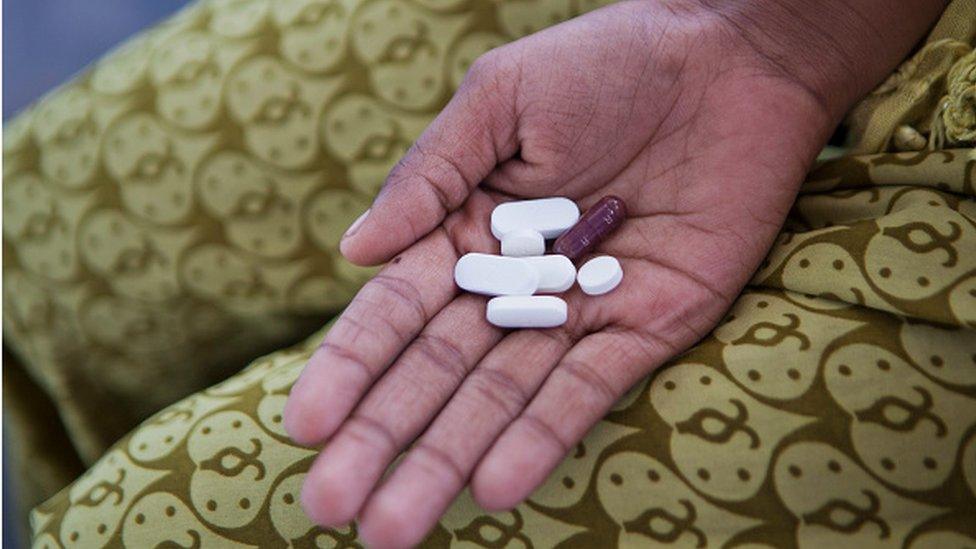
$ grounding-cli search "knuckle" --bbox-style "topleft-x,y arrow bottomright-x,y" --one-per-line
409,157 -> 465,215
409,442 -> 467,487
376,153 -> 413,204
316,340 -> 377,380
333,310 -> 398,358
376,155 -> 427,241
365,274 -> 429,328
383,142 -> 471,217
557,359 -> 619,407
520,413 -> 571,455
417,144 -> 474,203
344,414 -> 400,454
411,333 -> 469,386
464,368 -> 529,419
382,155 -> 414,191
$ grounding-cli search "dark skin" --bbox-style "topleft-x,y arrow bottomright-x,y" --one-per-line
284,1 -> 943,546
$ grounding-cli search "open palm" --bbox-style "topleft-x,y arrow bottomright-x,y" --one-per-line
285,1 -> 841,546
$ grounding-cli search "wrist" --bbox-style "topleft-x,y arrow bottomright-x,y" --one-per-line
686,0 -> 946,123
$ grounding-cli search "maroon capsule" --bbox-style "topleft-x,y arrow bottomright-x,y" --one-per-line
552,195 -> 627,261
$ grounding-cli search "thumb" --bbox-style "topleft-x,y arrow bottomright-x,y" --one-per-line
340,53 -> 519,265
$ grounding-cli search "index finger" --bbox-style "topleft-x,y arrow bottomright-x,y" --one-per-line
284,228 -> 459,446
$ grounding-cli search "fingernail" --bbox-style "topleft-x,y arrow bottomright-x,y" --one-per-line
343,209 -> 369,240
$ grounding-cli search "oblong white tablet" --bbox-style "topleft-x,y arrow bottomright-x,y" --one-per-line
577,256 -> 622,295
521,255 -> 576,293
501,229 -> 545,257
454,253 -> 539,296
491,197 -> 580,240
487,296 -> 567,328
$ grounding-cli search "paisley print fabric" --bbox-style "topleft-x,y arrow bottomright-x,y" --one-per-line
26,148 -> 976,548
844,0 -> 976,153
2,0 -> 974,547
4,0 -> 603,466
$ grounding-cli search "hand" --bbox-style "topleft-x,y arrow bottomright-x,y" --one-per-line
284,1 -> 939,546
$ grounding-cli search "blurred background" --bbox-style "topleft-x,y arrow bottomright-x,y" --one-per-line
3,0 -> 191,119
3,3 -> 190,545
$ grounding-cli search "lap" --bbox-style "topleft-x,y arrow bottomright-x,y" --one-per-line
8,0 -> 976,545
31,149 -> 976,546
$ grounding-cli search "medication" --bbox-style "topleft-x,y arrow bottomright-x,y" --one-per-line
521,255 -> 576,293
454,253 -> 539,296
501,229 -> 545,257
453,195 -> 629,329
487,296 -> 567,328
577,256 -> 623,295
552,195 -> 627,260
491,197 -> 580,240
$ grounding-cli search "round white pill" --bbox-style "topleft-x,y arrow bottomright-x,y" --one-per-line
577,256 -> 622,295
454,253 -> 539,296
491,197 -> 580,240
486,296 -> 567,328
500,229 -> 545,257
521,255 -> 576,293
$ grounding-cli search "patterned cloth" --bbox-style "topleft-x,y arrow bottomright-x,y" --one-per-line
845,0 -> 976,152
3,0 -> 975,547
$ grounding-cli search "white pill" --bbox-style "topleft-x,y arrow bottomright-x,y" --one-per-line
521,255 -> 576,293
491,197 -> 580,240
487,296 -> 567,328
500,229 -> 545,257
454,253 -> 539,296
577,256 -> 623,295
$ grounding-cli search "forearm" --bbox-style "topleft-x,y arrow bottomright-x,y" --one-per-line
694,0 -> 946,122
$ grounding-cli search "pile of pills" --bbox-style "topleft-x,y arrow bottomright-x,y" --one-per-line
454,196 -> 626,328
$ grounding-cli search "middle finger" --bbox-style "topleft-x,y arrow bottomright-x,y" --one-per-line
356,325 -> 579,548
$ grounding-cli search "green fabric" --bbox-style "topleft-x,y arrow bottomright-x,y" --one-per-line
27,147 -> 976,548
844,0 -> 976,152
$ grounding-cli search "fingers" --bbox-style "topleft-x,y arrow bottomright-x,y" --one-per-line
356,328 -> 575,548
340,53 -> 520,266
300,295 -> 502,526
472,331 -> 657,511
284,230 -> 458,446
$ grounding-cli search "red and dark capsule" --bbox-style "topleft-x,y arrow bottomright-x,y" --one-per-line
552,195 -> 627,261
